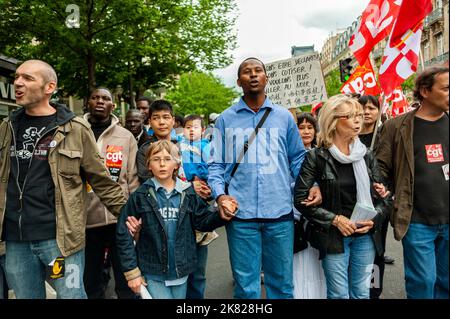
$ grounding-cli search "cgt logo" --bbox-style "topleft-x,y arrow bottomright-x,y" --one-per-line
425,144 -> 444,163
106,151 -> 123,163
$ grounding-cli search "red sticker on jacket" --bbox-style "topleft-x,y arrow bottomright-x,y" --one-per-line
425,144 -> 444,163
106,145 -> 123,168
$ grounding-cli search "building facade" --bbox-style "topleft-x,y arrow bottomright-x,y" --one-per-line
0,54 -> 19,119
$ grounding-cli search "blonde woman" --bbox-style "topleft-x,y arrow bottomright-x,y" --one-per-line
293,94 -> 391,299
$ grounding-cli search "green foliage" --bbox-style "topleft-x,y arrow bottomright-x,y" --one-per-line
401,73 -> 417,93
165,71 -> 238,116
325,69 -> 342,97
0,0 -> 237,99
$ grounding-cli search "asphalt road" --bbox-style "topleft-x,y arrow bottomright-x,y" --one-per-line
204,224 -> 406,299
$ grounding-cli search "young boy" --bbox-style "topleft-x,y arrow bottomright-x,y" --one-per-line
116,140 -> 235,299
136,100 -> 182,183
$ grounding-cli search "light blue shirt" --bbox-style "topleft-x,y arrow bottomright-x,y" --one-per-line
208,97 -> 305,219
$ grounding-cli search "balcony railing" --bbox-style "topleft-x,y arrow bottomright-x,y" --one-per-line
424,8 -> 443,27
424,52 -> 449,67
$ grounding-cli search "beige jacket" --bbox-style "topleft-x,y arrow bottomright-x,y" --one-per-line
84,114 -> 139,229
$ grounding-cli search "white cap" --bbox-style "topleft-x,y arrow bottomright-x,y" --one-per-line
209,113 -> 219,121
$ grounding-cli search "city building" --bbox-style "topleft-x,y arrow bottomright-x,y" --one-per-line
0,54 -> 19,119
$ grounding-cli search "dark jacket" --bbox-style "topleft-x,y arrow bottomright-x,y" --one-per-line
116,179 -> 227,281
293,147 -> 392,259
375,109 -> 421,240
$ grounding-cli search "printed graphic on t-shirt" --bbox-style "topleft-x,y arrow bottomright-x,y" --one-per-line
10,126 -> 47,160
105,145 -> 123,182
158,207 -> 179,221
425,144 -> 445,163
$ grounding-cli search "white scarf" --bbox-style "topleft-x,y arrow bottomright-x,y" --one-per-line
329,138 -> 374,210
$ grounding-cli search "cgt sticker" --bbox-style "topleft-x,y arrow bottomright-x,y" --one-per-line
106,145 -> 123,183
425,144 -> 444,163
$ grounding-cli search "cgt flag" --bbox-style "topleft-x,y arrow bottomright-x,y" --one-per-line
382,86 -> 411,117
379,0 -> 433,96
349,0 -> 401,66
340,59 -> 381,96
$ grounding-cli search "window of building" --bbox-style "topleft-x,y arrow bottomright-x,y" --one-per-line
436,33 -> 444,56
435,0 -> 442,9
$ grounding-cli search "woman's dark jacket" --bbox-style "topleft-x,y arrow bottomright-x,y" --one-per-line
116,181 -> 226,279
293,147 -> 392,259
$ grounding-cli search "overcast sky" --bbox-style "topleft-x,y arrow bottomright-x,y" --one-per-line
213,0 -> 370,89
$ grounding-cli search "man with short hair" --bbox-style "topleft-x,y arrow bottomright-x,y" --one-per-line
377,65 -> 449,299
208,57 -> 310,298
0,60 -> 126,299
136,96 -> 154,134
83,87 -> 139,299
125,109 -> 152,148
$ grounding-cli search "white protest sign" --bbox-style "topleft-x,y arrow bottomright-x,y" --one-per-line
265,53 -> 327,109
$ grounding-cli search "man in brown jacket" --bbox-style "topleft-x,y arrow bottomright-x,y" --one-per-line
83,88 -> 139,299
376,65 -> 449,299
0,60 -> 126,299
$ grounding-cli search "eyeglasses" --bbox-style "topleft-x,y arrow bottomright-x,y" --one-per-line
149,156 -> 174,163
335,113 -> 364,120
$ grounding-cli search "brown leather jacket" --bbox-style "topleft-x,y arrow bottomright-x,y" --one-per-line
376,109 -> 418,241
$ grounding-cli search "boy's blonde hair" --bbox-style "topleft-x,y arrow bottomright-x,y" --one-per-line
145,140 -> 181,178
317,94 -> 363,148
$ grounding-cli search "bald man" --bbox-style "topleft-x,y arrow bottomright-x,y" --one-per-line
0,60 -> 127,299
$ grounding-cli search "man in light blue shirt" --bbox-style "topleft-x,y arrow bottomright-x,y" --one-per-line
208,57 -> 311,298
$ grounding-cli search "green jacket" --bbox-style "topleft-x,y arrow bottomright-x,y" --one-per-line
376,109 -> 418,241
0,104 -> 126,256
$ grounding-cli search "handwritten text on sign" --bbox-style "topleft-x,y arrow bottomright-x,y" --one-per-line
265,53 -> 327,108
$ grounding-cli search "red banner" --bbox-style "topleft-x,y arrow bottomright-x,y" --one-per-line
383,86 -> 411,117
379,0 -> 432,96
340,59 -> 381,96
349,0 -> 401,66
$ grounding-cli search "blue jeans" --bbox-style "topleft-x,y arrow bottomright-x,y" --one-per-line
321,234 -> 375,299
226,219 -> 294,299
186,244 -> 208,299
5,239 -> 87,299
0,254 -> 7,299
143,276 -> 188,299
402,223 -> 449,299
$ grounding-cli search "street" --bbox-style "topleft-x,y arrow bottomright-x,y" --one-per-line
205,224 -> 406,299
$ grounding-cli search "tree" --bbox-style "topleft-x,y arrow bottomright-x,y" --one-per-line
325,69 -> 343,97
0,0 -> 237,100
165,71 -> 238,116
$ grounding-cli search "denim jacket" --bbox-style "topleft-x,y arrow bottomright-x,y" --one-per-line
116,178 -> 227,281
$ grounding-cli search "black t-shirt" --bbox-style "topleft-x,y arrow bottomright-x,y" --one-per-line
359,132 -> 374,148
5,112 -> 58,241
412,114 -> 449,225
333,158 -> 357,218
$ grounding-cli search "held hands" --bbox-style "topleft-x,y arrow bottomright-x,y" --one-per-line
193,178 -> 212,199
373,182 -> 390,199
217,195 -> 239,221
128,276 -> 146,295
301,185 -> 323,207
332,215 -> 357,236
126,216 -> 142,242
354,220 -> 374,234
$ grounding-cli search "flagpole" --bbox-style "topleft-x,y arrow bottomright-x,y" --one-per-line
370,93 -> 386,151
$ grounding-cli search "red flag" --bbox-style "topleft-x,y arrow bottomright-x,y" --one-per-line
340,59 -> 382,96
383,86 -> 411,117
389,0 -> 433,47
378,0 -> 433,96
349,0 -> 401,66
